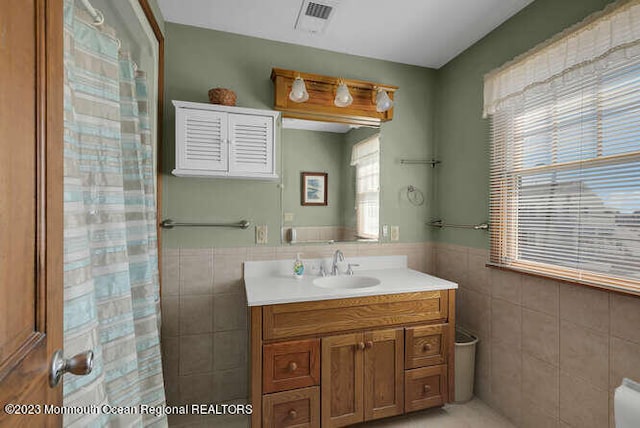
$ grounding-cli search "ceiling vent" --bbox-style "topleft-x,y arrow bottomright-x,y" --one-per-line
294,0 -> 338,34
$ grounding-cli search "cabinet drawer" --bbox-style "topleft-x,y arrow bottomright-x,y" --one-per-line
263,291 -> 448,340
404,365 -> 448,412
263,386 -> 320,428
263,339 -> 320,393
405,324 -> 448,369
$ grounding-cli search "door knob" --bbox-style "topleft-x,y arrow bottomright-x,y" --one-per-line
288,409 -> 298,418
357,342 -> 365,350
49,349 -> 94,388
287,361 -> 298,372
423,343 -> 432,352
365,341 -> 373,349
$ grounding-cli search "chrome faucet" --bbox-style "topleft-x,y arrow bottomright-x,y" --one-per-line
331,249 -> 344,275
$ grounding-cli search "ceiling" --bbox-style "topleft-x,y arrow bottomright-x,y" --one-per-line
157,0 -> 534,69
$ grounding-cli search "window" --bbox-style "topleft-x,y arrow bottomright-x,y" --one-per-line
485,1 -> 640,293
351,135 -> 380,240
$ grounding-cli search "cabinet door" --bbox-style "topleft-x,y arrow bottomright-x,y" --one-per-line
321,333 -> 364,428
228,113 -> 274,176
364,328 -> 404,421
176,108 -> 227,172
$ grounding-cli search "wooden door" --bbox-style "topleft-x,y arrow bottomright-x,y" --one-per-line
321,333 -> 364,428
0,0 -> 63,426
363,328 -> 404,421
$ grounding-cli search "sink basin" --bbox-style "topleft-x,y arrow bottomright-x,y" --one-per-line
313,275 -> 381,289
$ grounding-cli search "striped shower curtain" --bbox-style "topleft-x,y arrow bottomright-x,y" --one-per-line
63,1 -> 166,426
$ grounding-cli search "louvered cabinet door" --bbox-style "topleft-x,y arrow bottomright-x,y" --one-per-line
176,108 -> 228,173
228,113 -> 275,176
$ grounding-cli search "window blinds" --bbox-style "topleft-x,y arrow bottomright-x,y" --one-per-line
351,135 -> 380,240
486,0 -> 640,292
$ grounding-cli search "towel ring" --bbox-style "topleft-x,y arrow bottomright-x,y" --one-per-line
407,185 -> 425,206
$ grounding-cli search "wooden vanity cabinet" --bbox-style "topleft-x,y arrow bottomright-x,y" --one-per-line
250,289 -> 456,428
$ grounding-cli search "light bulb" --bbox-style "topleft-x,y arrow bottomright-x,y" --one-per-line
289,76 -> 309,103
376,88 -> 394,112
334,81 -> 353,107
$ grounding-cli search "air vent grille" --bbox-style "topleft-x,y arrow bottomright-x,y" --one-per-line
305,2 -> 332,19
295,0 -> 337,33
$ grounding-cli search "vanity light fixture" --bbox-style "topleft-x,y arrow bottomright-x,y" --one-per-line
375,88 -> 394,112
334,79 -> 353,107
271,67 -> 398,126
289,74 -> 309,103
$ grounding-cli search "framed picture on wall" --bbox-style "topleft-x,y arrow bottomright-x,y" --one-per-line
301,172 -> 328,206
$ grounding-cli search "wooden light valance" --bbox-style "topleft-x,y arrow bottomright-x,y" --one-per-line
271,68 -> 398,127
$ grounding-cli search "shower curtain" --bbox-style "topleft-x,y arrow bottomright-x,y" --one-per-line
63,1 -> 166,426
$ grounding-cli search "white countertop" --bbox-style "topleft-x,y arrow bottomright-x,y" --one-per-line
244,255 -> 458,306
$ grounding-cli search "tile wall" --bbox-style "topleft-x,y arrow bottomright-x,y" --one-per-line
160,242 -> 435,407
435,243 -> 640,428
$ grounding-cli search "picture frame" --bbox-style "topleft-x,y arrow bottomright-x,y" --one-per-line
301,172 -> 328,206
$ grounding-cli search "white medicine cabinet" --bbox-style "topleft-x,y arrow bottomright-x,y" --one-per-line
172,100 -> 279,180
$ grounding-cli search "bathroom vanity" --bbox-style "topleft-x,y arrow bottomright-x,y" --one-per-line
244,255 -> 457,428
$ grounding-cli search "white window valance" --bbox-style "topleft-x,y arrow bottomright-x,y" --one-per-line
483,0 -> 640,117
350,134 -> 380,166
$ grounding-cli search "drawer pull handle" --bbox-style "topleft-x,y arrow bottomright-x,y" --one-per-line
287,362 -> 298,372
288,409 -> 297,419
423,384 -> 432,394
365,341 -> 373,349
423,343 -> 432,352
357,342 -> 365,351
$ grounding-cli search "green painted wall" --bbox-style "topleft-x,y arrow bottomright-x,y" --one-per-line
433,0 -> 616,249
281,129 -> 345,227
162,23 -> 437,248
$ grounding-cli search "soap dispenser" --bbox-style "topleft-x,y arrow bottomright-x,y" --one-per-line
293,253 -> 304,279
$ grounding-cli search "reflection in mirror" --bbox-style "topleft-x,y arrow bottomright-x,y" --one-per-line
281,119 -> 381,244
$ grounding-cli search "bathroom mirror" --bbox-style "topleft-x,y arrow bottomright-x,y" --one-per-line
281,119 -> 381,244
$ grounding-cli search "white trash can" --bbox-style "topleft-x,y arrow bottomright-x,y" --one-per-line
454,328 -> 479,403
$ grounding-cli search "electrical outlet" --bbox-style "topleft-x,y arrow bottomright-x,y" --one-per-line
256,225 -> 268,244
284,212 -> 294,222
382,224 -> 389,238
390,226 -> 400,241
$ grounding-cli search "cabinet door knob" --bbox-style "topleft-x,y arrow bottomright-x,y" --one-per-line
287,361 -> 298,372
365,341 -> 373,349
423,384 -> 432,394
288,409 -> 297,419
423,343 -> 432,352
357,342 -> 365,351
